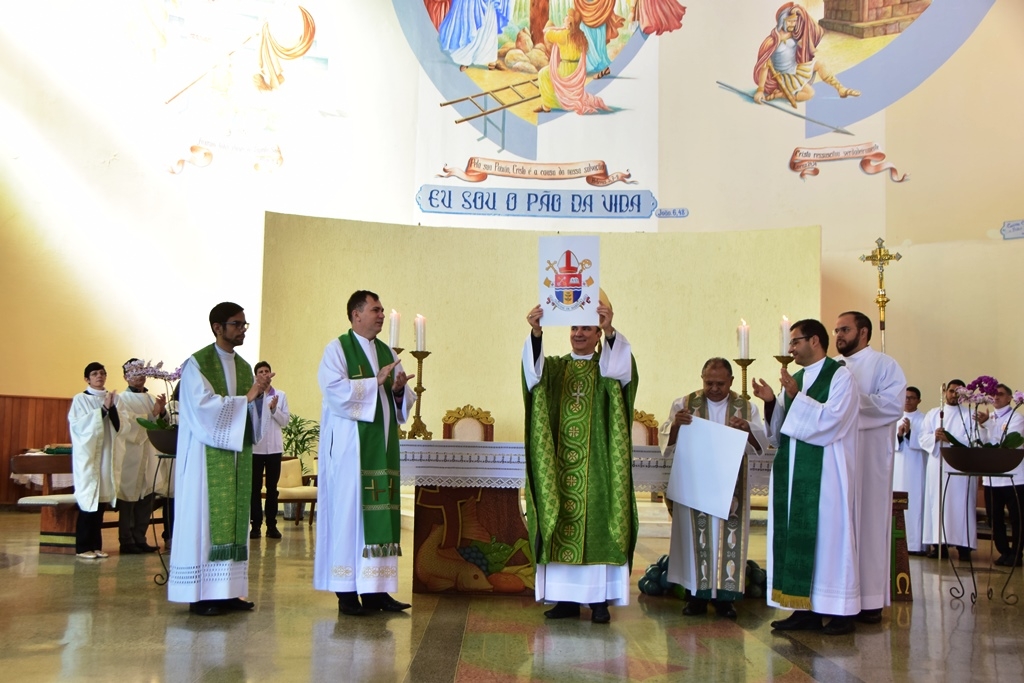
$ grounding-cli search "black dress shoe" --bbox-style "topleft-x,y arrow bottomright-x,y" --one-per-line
189,601 -> 224,616
543,601 -> 580,619
266,527 -> 283,539
361,592 -> 411,612
682,598 -> 709,616
219,598 -> 255,611
856,608 -> 882,624
823,616 -> 856,635
337,591 -> 367,616
120,544 -> 143,555
590,601 -> 611,624
249,529 -> 261,539
771,610 -> 823,631
137,543 -> 160,553
957,546 -> 973,561
714,601 -> 737,619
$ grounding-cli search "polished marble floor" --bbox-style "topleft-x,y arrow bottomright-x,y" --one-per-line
2,505 -> 1024,683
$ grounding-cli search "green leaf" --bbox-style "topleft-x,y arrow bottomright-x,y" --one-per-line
137,417 -> 172,430
943,429 -> 967,448
1001,432 -> 1024,450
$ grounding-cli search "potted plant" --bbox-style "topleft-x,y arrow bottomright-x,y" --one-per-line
282,414 -> 320,477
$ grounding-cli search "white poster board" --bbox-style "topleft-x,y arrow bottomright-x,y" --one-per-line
665,417 -> 749,519
537,236 -> 600,327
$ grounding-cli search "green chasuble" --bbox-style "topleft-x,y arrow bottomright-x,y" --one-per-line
193,344 -> 254,563
771,357 -> 841,609
523,347 -> 639,569
682,390 -> 751,601
339,330 -> 402,558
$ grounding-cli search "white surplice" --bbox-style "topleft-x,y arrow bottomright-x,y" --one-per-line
893,410 -> 928,553
982,407 -> 1024,487
919,405 -> 976,548
661,395 -> 767,598
114,389 -> 164,500
839,347 -> 906,611
167,346 -> 264,604
68,389 -> 118,512
765,358 -> 861,616
313,334 -> 415,595
522,331 -> 635,606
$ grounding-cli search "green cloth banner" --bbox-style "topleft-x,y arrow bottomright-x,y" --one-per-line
193,344 -> 253,563
339,331 -> 402,558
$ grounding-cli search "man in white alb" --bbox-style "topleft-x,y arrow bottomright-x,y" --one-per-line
314,290 -> 416,616
167,302 -> 271,616
919,380 -> 975,560
833,311 -> 906,625
662,357 -> 768,620
894,387 -> 928,555
751,318 -> 860,635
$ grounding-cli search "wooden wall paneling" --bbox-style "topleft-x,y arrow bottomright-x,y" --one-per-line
1,396 -> 73,505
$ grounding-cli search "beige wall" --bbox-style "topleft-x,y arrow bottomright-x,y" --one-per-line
260,216 -> 820,439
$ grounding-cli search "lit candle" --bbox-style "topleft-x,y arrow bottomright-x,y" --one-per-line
737,319 -> 750,359
414,314 -> 426,351
779,315 -> 790,356
389,310 -> 400,348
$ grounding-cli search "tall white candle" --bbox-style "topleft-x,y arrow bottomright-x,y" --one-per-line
779,315 -> 790,356
414,314 -> 426,351
738,319 -> 750,359
389,310 -> 400,348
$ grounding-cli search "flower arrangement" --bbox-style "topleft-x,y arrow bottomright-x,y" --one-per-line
944,375 -> 1024,449
124,359 -> 183,430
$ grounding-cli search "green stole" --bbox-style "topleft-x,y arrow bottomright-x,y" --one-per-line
683,390 -> 751,601
522,349 -> 638,569
193,344 -> 253,563
339,331 -> 402,557
771,357 -> 841,609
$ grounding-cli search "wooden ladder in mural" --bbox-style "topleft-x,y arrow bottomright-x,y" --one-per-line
440,78 -> 541,124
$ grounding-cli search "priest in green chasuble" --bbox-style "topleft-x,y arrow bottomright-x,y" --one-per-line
167,302 -> 272,617
661,358 -> 767,620
522,299 -> 638,625
752,318 -> 861,636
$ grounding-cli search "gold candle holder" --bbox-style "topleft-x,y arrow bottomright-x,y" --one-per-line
392,347 -> 404,355
733,358 -> 755,400
406,350 -> 432,440
773,355 -> 794,372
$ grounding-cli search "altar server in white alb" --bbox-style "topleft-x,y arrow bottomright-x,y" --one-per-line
978,383 -> 1024,566
894,387 -> 928,554
114,358 -> 167,554
832,311 -> 906,625
68,362 -> 120,559
314,290 -> 416,617
919,380 -> 975,559
751,318 -> 861,636
661,357 -> 768,620
167,302 -> 271,617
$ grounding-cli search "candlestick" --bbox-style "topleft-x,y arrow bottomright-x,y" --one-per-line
773,355 -> 794,372
733,358 -> 755,400
389,310 -> 400,349
414,315 -> 426,352
779,316 -> 790,356
406,350 -> 432,440
737,319 -> 750,359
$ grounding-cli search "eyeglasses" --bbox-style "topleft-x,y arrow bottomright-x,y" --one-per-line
788,336 -> 810,346
224,321 -> 250,331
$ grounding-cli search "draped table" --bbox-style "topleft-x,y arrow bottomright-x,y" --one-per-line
399,441 -> 774,595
